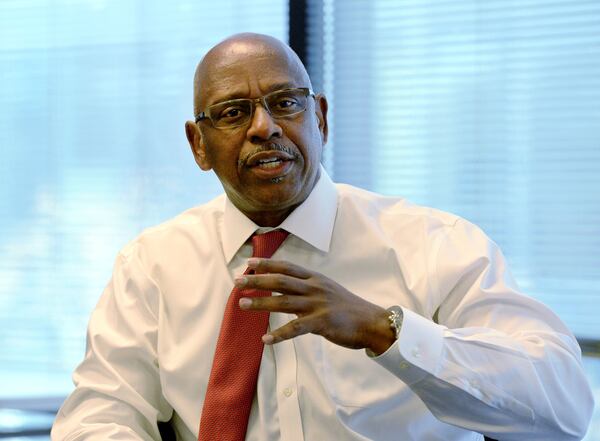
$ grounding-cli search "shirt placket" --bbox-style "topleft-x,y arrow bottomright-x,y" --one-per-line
270,311 -> 304,441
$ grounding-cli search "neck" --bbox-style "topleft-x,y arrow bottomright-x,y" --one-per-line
245,206 -> 295,227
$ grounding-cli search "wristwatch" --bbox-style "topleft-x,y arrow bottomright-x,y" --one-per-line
387,305 -> 403,340
366,305 -> 404,358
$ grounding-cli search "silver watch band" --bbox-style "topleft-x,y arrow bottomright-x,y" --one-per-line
364,305 -> 404,358
387,305 -> 403,340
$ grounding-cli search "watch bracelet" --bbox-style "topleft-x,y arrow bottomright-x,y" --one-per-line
387,306 -> 403,340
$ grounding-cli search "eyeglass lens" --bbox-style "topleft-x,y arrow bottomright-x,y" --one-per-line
209,89 -> 309,128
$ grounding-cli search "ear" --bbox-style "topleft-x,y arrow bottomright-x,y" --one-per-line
185,121 -> 212,171
314,94 -> 329,145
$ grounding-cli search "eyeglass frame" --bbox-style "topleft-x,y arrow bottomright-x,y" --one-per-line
194,87 -> 315,129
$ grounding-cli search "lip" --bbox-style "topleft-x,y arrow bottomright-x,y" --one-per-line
244,150 -> 295,179
245,150 -> 295,167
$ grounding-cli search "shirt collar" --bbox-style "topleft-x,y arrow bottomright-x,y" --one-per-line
221,165 -> 338,263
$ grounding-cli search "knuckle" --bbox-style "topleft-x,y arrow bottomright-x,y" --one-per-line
253,274 -> 267,286
273,274 -> 287,287
307,278 -> 325,295
290,320 -> 304,334
248,297 -> 262,308
281,275 -> 297,292
279,296 -> 292,310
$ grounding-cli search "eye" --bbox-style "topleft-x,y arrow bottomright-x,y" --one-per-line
217,105 -> 248,121
270,93 -> 305,115
273,96 -> 300,110
276,97 -> 298,108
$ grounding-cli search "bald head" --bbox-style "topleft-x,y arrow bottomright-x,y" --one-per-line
184,33 -> 329,227
192,33 -> 312,115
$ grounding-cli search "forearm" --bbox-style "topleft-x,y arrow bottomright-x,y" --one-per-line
52,391 -> 162,441
52,332 -> 172,441
53,250 -> 172,440
372,308 -> 593,440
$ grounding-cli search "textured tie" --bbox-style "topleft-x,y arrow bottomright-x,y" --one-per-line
198,230 -> 289,441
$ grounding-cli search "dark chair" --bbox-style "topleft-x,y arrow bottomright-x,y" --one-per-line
158,420 -> 176,441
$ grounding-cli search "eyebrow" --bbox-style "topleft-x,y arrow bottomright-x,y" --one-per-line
209,82 -> 300,106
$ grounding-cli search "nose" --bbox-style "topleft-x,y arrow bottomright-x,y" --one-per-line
245,104 -> 283,143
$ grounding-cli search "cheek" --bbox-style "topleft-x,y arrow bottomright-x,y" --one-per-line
204,134 -> 243,170
302,133 -> 324,166
289,124 -> 322,161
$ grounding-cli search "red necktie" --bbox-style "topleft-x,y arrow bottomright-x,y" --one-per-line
198,230 -> 289,441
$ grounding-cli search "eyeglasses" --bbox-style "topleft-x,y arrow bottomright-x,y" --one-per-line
195,87 -> 314,129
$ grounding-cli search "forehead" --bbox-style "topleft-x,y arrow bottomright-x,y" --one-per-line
199,43 -> 307,106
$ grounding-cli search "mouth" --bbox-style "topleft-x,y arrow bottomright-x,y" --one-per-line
255,157 -> 288,168
244,150 -> 296,179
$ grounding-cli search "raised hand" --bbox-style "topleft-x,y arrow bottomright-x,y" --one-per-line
236,258 -> 396,355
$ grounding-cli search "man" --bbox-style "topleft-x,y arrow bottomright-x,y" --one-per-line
52,33 -> 593,440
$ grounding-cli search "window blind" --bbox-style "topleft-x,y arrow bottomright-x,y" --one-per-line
0,0 -> 288,398
307,0 -> 600,339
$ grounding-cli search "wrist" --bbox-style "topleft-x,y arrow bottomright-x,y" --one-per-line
366,306 -> 402,356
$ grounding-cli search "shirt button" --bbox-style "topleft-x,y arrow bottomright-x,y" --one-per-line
411,346 -> 421,358
399,361 -> 410,370
283,387 -> 293,397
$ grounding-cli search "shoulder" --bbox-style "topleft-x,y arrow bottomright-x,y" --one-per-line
119,194 -> 226,262
334,183 -> 461,233
335,184 -> 500,267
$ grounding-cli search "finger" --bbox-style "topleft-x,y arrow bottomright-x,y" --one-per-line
235,273 -> 308,295
262,317 -> 312,344
239,295 -> 310,314
247,258 -> 312,279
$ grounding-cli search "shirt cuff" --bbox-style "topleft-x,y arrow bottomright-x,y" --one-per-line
369,307 -> 446,385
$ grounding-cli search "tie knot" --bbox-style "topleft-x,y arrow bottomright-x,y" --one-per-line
251,230 -> 289,259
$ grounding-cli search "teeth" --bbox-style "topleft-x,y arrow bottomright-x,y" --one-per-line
257,158 -> 282,168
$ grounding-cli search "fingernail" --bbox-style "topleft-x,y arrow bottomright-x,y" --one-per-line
239,298 -> 252,308
247,258 -> 260,268
262,334 -> 274,344
235,276 -> 248,286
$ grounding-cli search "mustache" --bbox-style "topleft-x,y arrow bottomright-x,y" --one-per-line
238,142 -> 299,167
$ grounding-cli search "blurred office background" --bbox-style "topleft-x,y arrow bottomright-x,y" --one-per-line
0,0 -> 598,439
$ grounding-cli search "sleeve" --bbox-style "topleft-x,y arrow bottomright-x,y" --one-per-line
51,247 -> 173,441
372,218 -> 594,441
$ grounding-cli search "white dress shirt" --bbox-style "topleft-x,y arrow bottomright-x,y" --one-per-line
52,167 -> 593,441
